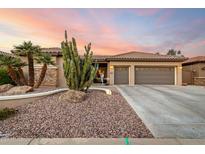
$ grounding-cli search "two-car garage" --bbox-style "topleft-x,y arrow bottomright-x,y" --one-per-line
108,51 -> 184,86
135,67 -> 175,85
114,66 -> 175,85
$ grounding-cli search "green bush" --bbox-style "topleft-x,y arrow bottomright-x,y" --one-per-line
0,67 -> 15,85
0,108 -> 17,120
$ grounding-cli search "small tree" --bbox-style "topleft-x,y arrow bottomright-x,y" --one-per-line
13,58 -> 27,85
167,49 -> 184,56
13,41 -> 41,87
0,67 -> 15,85
167,49 -> 177,55
61,30 -> 97,91
0,54 -> 26,85
34,53 -> 55,88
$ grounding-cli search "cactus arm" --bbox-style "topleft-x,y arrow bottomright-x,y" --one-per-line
61,30 -> 97,91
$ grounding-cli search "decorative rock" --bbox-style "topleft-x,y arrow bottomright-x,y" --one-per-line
59,90 -> 86,103
0,131 -> 9,138
0,84 -> 14,93
3,86 -> 33,96
0,90 -> 153,138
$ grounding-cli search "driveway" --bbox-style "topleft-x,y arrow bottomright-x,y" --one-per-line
116,85 -> 205,138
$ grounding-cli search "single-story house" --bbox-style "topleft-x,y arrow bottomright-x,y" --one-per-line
18,48 -> 185,87
4,48 -> 186,87
182,56 -> 205,85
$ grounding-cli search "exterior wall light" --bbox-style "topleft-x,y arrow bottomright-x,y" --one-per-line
110,65 -> 114,70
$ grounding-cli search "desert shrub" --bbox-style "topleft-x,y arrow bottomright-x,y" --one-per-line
0,108 -> 17,120
0,67 -> 15,85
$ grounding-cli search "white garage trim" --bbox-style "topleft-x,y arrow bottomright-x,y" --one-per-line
175,66 -> 177,85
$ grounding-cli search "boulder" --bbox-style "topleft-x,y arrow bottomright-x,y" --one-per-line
3,86 -> 33,96
59,90 -> 86,103
0,84 -> 14,93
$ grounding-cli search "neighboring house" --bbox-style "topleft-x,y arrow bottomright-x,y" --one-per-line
182,56 -> 205,86
7,48 -> 186,87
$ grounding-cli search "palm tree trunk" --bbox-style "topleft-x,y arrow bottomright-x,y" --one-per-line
28,52 -> 35,87
18,67 -> 28,85
34,64 -> 47,88
7,66 -> 20,85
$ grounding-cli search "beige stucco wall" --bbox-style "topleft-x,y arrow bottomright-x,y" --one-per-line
182,63 -> 205,85
183,63 -> 199,77
108,61 -> 183,86
183,63 -> 205,77
56,57 -> 67,87
198,63 -> 205,77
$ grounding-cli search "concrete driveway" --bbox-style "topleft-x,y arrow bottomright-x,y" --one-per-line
116,85 -> 205,138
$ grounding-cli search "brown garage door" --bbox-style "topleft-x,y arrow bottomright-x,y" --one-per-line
135,67 -> 175,85
114,66 -> 129,84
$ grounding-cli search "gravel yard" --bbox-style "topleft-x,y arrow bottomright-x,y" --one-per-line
0,89 -> 153,138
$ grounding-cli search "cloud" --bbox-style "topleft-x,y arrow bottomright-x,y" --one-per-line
156,9 -> 175,26
0,8 -> 205,57
131,8 -> 161,16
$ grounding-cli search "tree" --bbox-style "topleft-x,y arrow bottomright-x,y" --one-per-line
177,50 -> 181,55
34,53 -> 55,88
13,41 -> 41,87
61,30 -> 97,91
167,49 -> 183,56
13,58 -> 27,85
0,54 -> 26,85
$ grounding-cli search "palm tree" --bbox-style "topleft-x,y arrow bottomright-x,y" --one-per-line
13,58 -> 27,85
13,41 -> 41,87
34,53 -> 55,88
0,55 -> 22,85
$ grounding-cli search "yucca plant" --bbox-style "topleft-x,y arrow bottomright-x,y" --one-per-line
13,41 -> 41,87
61,30 -> 97,91
34,53 -> 55,88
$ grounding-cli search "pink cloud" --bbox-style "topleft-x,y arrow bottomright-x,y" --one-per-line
189,40 -> 205,49
0,9 -> 164,55
156,9 -> 174,26
0,9 -> 94,47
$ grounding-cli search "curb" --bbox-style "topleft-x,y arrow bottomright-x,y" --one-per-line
1,138 -> 205,145
0,87 -> 112,101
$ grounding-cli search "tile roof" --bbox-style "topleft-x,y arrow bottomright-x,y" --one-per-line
107,51 -> 187,62
41,47 -> 62,56
182,56 -> 205,65
12,48 -> 187,62
41,48 -> 111,61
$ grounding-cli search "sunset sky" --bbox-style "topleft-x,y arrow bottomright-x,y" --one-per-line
0,8 -> 205,57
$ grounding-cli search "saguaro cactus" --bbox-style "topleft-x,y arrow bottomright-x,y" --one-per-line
61,30 -> 97,91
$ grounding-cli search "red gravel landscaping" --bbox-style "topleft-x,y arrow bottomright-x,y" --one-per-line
0,89 -> 153,138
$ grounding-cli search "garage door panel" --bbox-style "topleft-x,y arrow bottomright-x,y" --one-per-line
114,66 -> 129,84
135,67 -> 174,85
